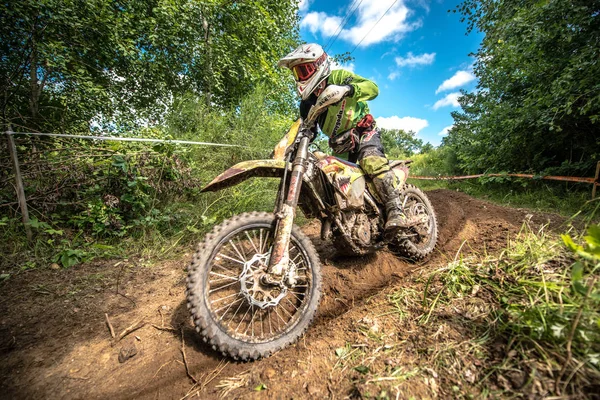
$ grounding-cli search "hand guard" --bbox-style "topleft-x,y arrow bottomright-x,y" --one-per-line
305,85 -> 351,126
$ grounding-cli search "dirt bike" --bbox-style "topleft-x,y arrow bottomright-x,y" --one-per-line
186,85 -> 437,360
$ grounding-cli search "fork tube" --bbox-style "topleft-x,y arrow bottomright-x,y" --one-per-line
268,136 -> 310,275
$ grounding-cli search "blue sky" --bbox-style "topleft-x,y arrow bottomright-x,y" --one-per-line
297,0 -> 484,146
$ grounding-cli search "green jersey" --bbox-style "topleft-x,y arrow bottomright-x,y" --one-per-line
300,69 -> 379,137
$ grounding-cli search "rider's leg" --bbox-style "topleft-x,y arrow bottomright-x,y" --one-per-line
359,155 -> 415,234
356,129 -> 415,235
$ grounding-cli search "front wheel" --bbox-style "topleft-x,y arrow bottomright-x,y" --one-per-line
186,212 -> 322,360
390,184 -> 438,260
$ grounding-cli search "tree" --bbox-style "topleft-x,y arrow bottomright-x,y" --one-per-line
1,0 -> 299,133
449,0 -> 600,175
380,128 -> 423,158
420,142 -> 434,154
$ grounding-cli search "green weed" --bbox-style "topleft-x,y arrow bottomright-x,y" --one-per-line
379,222 -> 600,398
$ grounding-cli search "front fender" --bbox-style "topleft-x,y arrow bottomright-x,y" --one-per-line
201,159 -> 288,192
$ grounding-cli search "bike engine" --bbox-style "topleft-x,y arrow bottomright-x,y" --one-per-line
352,214 -> 372,247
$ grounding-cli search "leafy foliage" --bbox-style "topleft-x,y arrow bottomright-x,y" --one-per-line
448,0 -> 600,176
1,0 -> 299,132
0,85 -> 292,270
380,128 -> 423,159
409,146 -> 459,177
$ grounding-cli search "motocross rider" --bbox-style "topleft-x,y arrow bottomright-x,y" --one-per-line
278,43 -> 416,236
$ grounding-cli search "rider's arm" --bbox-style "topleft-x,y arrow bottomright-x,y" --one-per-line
300,99 -> 311,120
329,69 -> 379,102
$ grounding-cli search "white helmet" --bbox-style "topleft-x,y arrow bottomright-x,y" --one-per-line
278,43 -> 331,100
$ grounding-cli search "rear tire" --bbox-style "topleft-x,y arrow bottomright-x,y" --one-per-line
186,212 -> 321,360
389,185 -> 438,260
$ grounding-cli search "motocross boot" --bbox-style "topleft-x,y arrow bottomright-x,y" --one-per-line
372,171 -> 418,236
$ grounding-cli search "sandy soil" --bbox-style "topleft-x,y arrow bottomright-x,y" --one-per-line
0,189 -> 566,399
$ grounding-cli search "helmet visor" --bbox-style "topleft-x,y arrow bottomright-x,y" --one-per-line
292,62 -> 317,82
291,53 -> 327,82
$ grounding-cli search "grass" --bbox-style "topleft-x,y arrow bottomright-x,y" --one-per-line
326,222 -> 600,399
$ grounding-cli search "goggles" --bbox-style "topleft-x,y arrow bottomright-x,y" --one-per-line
292,53 -> 327,82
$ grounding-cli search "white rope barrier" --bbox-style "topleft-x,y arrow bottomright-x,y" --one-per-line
6,131 -> 245,148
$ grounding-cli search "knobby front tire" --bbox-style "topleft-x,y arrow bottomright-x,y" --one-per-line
186,212 -> 322,360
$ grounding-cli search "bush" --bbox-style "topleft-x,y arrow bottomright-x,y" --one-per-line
409,146 -> 460,177
0,86 -> 295,270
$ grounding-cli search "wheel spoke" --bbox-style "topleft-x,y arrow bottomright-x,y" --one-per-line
228,240 -> 246,263
245,231 -> 259,254
290,290 -> 306,301
273,306 -> 287,326
286,297 -> 301,313
291,251 -> 302,264
210,291 -> 241,304
278,302 -> 294,319
209,280 -> 239,294
212,262 -> 237,276
215,295 -> 243,316
217,253 -> 245,265
235,303 -> 253,333
209,271 -> 238,281
227,297 -> 246,325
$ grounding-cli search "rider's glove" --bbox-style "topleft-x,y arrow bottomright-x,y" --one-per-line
325,84 -> 354,99
345,84 -> 355,97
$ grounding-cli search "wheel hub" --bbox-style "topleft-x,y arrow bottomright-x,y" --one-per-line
406,199 -> 431,236
239,253 -> 288,309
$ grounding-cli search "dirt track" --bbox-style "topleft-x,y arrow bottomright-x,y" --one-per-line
0,189 -> 566,399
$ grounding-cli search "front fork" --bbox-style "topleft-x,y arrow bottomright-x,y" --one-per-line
267,135 -> 311,283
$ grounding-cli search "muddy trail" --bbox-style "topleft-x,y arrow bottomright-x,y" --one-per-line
0,190 -> 566,399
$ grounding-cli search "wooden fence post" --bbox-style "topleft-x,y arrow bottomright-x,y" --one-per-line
5,126 -> 32,241
593,161 -> 600,200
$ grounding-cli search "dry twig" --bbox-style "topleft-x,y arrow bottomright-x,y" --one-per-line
181,360 -> 229,400
116,317 -> 146,342
153,359 -> 178,379
180,327 -> 198,384
105,313 -> 115,338
151,324 -> 178,333
158,307 -> 165,327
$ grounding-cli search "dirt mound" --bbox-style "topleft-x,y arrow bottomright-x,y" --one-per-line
0,190 -> 566,399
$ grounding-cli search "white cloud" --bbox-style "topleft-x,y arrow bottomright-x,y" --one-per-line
300,12 -> 343,37
388,71 -> 399,81
433,92 -> 461,110
435,70 -> 476,94
395,52 -> 436,68
438,125 -> 454,136
376,116 -> 429,133
298,0 -> 311,13
300,0 -> 421,47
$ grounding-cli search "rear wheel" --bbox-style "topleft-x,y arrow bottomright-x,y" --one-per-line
390,185 -> 438,260
186,212 -> 322,360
